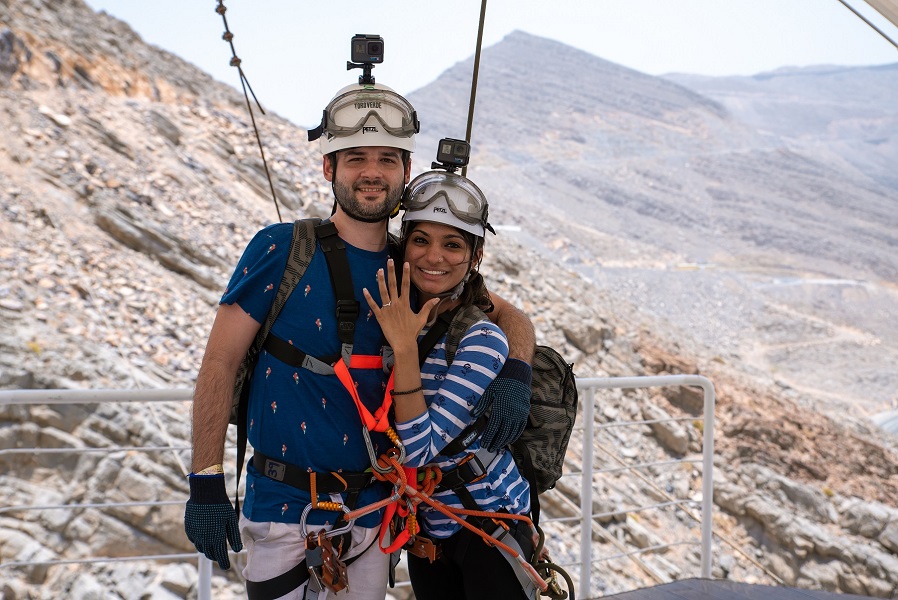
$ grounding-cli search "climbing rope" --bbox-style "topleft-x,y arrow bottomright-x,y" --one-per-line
303,443 -> 569,596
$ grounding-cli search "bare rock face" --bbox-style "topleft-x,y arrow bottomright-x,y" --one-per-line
2,2 -> 897,599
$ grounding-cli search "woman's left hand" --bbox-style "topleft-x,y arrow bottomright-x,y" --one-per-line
363,259 -> 440,354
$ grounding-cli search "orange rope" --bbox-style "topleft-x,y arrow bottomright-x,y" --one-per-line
395,474 -> 547,591
417,466 -> 442,496
341,449 -> 548,592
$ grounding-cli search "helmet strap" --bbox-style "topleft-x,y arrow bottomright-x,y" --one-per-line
389,189 -> 404,218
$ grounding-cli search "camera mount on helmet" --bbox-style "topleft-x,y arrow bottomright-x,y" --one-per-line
431,138 -> 470,173
347,34 -> 383,85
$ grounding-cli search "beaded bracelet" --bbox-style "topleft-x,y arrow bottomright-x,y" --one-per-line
390,386 -> 423,397
194,463 -> 224,475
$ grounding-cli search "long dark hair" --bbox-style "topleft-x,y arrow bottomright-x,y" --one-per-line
399,222 -> 492,312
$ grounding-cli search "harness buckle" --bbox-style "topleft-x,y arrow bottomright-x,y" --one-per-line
456,451 -> 489,484
335,299 -> 360,323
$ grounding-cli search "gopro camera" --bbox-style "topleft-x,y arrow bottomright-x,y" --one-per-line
351,34 -> 384,64
434,138 -> 470,171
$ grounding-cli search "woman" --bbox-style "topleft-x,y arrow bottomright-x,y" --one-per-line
363,169 -> 535,599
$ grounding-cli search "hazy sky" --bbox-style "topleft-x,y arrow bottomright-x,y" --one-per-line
83,1 -> 898,128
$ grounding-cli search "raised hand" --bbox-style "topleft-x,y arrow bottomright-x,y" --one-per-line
363,259 -> 439,355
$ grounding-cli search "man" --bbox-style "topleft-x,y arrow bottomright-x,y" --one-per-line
184,81 -> 535,599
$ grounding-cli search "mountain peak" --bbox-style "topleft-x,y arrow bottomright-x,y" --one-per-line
409,29 -> 730,159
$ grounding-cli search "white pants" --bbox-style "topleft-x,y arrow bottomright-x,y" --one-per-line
240,515 -> 390,600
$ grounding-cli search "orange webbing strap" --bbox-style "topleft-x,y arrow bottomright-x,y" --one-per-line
333,357 -> 393,432
347,355 -> 383,369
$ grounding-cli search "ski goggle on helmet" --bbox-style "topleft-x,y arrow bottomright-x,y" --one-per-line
308,82 -> 419,154
401,171 -> 495,238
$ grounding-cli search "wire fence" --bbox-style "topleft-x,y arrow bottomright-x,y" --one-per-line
0,375 -> 715,599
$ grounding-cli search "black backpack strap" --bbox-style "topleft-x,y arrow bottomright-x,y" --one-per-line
261,221 -> 393,375
444,304 -> 483,364
231,219 -> 320,423
512,440 -> 542,526
315,221 -> 358,365
416,307 -> 458,364
235,218 -> 319,513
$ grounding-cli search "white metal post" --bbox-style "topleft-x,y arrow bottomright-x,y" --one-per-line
579,386 -> 596,600
700,379 -> 716,578
198,554 -> 213,600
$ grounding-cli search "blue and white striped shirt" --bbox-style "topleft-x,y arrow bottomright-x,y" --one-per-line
396,317 -> 531,538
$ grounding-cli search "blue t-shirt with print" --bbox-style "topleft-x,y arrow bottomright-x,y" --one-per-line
221,222 -> 392,528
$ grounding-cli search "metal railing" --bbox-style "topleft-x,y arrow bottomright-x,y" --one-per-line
0,375 -> 715,600
570,376 -> 715,599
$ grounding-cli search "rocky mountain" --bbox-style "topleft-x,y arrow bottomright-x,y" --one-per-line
666,63 -> 898,191
410,32 -> 898,419
1,3 -> 897,599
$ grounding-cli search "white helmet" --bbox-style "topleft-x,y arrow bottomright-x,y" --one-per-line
401,171 -> 494,238
309,82 -> 419,154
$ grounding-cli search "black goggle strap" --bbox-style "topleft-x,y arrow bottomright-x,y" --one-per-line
307,110 -> 327,142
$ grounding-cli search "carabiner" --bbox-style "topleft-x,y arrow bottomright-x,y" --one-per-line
391,440 -> 406,467
363,426 -> 407,474
300,502 -> 354,539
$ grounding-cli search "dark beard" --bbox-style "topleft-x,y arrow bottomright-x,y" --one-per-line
333,179 -> 403,223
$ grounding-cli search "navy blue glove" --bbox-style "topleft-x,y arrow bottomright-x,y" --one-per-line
474,358 -> 532,451
184,474 -> 242,569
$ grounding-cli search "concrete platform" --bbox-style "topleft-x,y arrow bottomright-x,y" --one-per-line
603,578 -> 876,600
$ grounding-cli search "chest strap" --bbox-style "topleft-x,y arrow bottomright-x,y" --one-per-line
262,334 -> 388,376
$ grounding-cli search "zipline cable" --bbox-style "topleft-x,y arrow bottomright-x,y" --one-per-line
462,0 -> 488,178
215,1 -> 283,223
835,0 -> 898,50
